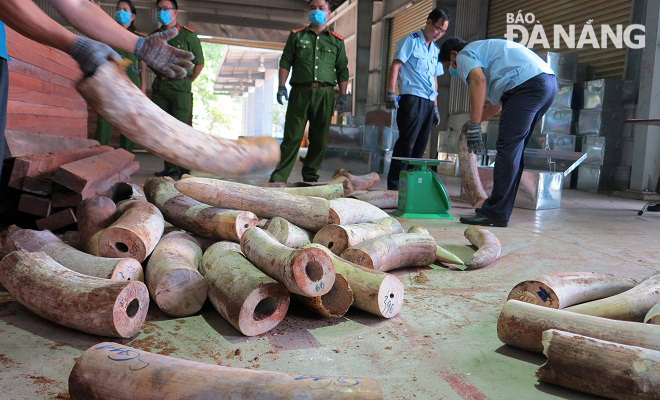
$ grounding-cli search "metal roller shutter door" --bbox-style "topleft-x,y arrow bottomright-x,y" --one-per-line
487,0 -> 633,79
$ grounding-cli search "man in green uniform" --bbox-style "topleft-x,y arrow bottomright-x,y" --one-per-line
95,1 -> 147,153
152,0 -> 204,177
270,0 -> 349,183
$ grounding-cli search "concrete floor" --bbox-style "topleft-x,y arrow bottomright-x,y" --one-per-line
1,152 -> 658,399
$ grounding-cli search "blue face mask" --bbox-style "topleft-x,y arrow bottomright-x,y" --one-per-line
449,66 -> 459,78
157,10 -> 172,25
309,10 -> 327,25
114,10 -> 132,25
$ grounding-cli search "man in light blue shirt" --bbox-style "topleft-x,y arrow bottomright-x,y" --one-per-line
385,8 -> 449,190
439,38 -> 557,227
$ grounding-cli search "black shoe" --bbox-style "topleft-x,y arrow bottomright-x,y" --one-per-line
459,212 -> 508,227
154,168 -> 179,177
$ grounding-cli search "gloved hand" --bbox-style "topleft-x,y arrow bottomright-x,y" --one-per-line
385,92 -> 398,110
134,27 -> 195,79
463,121 -> 485,154
68,36 -> 121,77
432,105 -> 441,127
335,94 -> 348,114
277,86 -> 289,105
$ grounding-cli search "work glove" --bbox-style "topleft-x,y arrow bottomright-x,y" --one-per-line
463,121 -> 486,154
134,27 -> 195,79
432,105 -> 441,127
335,94 -> 348,114
277,86 -> 289,105
68,36 -> 121,77
385,92 -> 398,110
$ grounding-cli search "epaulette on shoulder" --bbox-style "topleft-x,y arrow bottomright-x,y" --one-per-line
330,31 -> 344,40
182,25 -> 195,32
411,32 -> 421,38
291,27 -> 306,33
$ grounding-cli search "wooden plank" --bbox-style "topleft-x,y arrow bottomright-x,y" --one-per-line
51,188 -> 83,208
8,146 -> 112,189
6,125 -> 87,138
50,161 -> 140,207
18,194 -> 52,217
4,130 -> 99,159
6,28 -> 82,80
7,58 -> 77,89
6,27 -> 79,70
7,101 -> 88,119
91,160 -> 140,198
22,176 -> 53,196
36,208 -> 77,231
8,86 -> 86,110
53,149 -> 135,193
8,72 -> 82,100
6,115 -> 87,130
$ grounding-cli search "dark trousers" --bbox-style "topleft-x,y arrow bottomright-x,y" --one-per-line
480,73 -> 558,221
387,94 -> 434,189
0,59 -> 8,199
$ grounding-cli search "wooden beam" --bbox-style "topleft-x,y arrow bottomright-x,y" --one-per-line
4,130 -> 98,159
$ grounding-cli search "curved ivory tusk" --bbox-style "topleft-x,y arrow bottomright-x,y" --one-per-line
76,62 -> 280,175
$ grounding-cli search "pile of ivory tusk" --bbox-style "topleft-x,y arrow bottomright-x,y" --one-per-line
500,271 -> 660,399
0,165 -> 507,398
0,168 -> 504,341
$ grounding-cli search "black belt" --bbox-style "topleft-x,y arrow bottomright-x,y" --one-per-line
157,76 -> 189,81
292,82 -> 332,88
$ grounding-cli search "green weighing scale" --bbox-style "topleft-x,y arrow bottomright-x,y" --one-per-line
390,157 -> 454,219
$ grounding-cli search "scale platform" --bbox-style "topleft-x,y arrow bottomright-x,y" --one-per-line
390,158 -> 454,219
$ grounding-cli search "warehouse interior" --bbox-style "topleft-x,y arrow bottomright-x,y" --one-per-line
0,0 -> 659,399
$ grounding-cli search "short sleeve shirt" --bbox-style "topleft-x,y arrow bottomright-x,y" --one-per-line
394,31 -> 443,101
455,39 -> 555,105
0,21 -> 10,61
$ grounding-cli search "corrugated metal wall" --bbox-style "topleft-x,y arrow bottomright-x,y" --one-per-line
449,0 -> 487,114
387,0 -> 434,83
487,0 -> 633,78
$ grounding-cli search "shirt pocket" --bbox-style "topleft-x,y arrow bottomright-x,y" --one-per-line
319,44 -> 337,63
413,49 -> 428,71
295,42 -> 313,59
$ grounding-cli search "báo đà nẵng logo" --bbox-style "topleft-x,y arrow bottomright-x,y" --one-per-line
505,11 -> 645,49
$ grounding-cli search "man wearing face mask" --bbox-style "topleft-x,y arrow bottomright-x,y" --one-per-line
95,0 -> 147,153
151,0 -> 205,178
385,8 -> 449,191
439,38 -> 556,227
0,0 -> 194,198
269,0 -> 349,183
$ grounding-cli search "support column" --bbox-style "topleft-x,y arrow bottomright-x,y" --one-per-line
354,0 -> 374,116
262,77 -> 275,137
630,0 -> 660,192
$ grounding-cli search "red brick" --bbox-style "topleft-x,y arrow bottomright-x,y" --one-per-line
52,148 -> 135,193
18,194 -> 52,217
36,208 -> 77,231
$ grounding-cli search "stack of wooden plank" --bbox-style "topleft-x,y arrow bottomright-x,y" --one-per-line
5,130 -> 139,231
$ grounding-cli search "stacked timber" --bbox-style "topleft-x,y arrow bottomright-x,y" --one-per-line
4,131 -> 139,231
